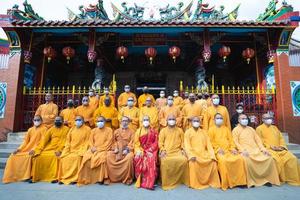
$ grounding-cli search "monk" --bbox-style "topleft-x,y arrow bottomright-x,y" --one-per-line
77,116 -> 113,185
182,91 -> 190,107
2,115 -> 47,183
94,96 -> 119,129
35,93 -> 58,128
184,116 -> 220,190
256,113 -> 300,186
139,97 -> 159,130
118,97 -> 139,132
208,113 -> 247,190
138,86 -> 155,108
182,93 -> 204,131
106,116 -> 135,185
159,115 -> 188,190
203,94 -> 231,130
31,116 -> 69,183
195,93 -> 208,111
159,96 -> 182,128
75,96 -> 95,127
155,90 -> 167,111
57,116 -> 91,184
173,90 -> 184,109
88,88 -> 99,110
232,114 -> 280,187
99,88 -> 115,108
60,99 -> 76,127
117,85 -> 137,109
134,116 -> 159,190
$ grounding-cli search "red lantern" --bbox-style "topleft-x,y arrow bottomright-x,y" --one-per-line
116,46 -> 128,63
23,50 -> 32,64
218,46 -> 231,62
43,46 -> 56,63
62,46 -> 75,64
145,47 -> 157,64
202,49 -> 211,63
168,46 -> 180,63
87,50 -> 97,63
242,48 -> 255,64
267,50 -> 275,63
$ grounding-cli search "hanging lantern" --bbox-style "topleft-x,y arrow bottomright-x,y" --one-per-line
202,49 -> 211,63
267,50 -> 276,63
116,46 -> 128,63
145,47 -> 157,64
242,48 -> 255,64
168,46 -> 181,63
23,50 -> 32,64
62,46 -> 75,64
218,46 -> 231,62
43,46 -> 56,63
87,50 -> 97,63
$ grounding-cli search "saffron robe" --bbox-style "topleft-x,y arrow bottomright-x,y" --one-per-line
35,102 -> 58,128
173,96 -> 184,110
159,105 -> 182,128
98,94 -> 115,108
155,97 -> 167,111
138,94 -> 155,108
117,92 -> 137,109
75,105 -> 95,127
139,106 -> 159,130
93,105 -> 119,129
60,107 -> 76,127
118,106 -> 140,132
89,96 -> 99,111
182,102 -> 204,131
203,105 -> 231,131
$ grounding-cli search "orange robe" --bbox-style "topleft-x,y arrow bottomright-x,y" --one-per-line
35,102 -> 58,128
138,94 -> 155,108
118,106 -> 139,132
93,105 -> 119,129
155,97 -> 167,111
117,92 -> 137,109
182,102 -> 204,131
159,105 -> 182,128
89,96 -> 99,111
173,96 -> 184,110
139,106 -> 159,130
203,105 -> 231,131
75,105 -> 95,127
60,108 -> 76,127
98,94 -> 115,108
2,125 -> 47,183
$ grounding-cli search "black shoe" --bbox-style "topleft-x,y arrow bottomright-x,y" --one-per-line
51,180 -> 58,184
70,182 -> 77,185
28,180 -> 34,184
58,181 -> 64,185
264,182 -> 272,187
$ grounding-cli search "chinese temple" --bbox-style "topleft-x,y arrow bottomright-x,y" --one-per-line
0,0 -> 300,143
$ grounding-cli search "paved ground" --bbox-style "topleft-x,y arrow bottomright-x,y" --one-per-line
0,170 -> 299,200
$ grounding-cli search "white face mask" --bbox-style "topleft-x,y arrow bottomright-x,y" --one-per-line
160,93 -> 165,98
143,120 -> 150,127
124,88 -> 130,92
127,101 -> 134,107
33,121 -> 41,127
264,119 -> 273,125
212,98 -> 220,105
104,91 -> 109,95
167,100 -> 173,106
173,93 -> 179,97
168,119 -> 176,126
97,121 -> 105,128
75,120 -> 83,128
192,121 -> 200,128
236,109 -> 244,114
89,92 -> 94,97
240,119 -> 249,126
215,118 -> 224,126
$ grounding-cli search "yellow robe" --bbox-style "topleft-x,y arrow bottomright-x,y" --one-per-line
93,105 -> 119,129
118,106 -> 139,132
184,127 -> 220,189
196,99 -> 208,111
183,99 -> 190,107
2,125 -> 47,183
182,102 -> 204,131
98,94 -> 115,108
139,106 -> 159,130
89,96 -> 99,110
78,127 -> 113,185
75,105 -> 95,127
208,125 -> 247,190
203,105 -> 231,131
155,97 -> 167,111
232,125 -> 280,187
31,126 -> 69,182
117,92 -> 137,109
256,124 -> 300,185
159,105 -> 182,128
159,127 -> 188,190
60,108 -> 76,127
57,125 -> 91,184
138,94 -> 155,108
35,102 -> 58,128
173,96 -> 184,110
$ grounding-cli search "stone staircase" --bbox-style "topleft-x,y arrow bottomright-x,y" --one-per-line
0,132 -> 300,169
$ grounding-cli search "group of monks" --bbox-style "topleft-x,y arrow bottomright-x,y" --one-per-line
2,85 -> 300,191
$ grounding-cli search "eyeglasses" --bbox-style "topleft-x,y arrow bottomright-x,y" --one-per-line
75,119 -> 82,121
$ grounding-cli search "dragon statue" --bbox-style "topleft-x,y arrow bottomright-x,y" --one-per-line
257,0 -> 293,21
111,2 -> 145,21
68,0 -> 109,20
7,0 -> 43,20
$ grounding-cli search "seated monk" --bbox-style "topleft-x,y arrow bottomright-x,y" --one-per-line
256,113 -> 300,186
134,116 -> 159,190
75,96 -> 95,127
2,115 -> 47,183
78,116 -> 113,185
184,116 -> 220,190
159,96 -> 182,129
35,93 -> 58,128
31,116 -> 69,183
106,116 -> 135,185
208,113 -> 247,190
159,115 -> 188,190
57,116 -> 91,184
232,114 -> 280,188
118,97 -> 140,132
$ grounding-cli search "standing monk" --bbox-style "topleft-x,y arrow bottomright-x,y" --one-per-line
2,115 -> 47,183
139,97 -> 159,131
159,96 -> 182,128
134,116 -> 159,190
208,113 -> 247,190
94,97 -> 119,129
60,99 -> 76,127
35,93 -> 58,128
138,86 -> 155,108
106,117 -> 135,185
173,90 -> 184,109
203,94 -> 231,131
256,113 -> 300,186
159,115 -> 188,190
184,116 -> 220,190
118,97 -> 139,132
31,116 -> 69,183
117,85 -> 137,109
75,96 -> 95,127
155,90 -> 167,111
99,88 -> 115,108
232,114 -> 280,187
57,116 -> 91,184
88,88 -> 99,110
78,116 -> 113,185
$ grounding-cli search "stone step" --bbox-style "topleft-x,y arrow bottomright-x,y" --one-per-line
291,150 -> 300,159
282,132 -> 289,143
0,149 -> 14,158
287,143 -> 300,151
0,142 -> 21,149
7,132 -> 26,142
0,158 -> 7,169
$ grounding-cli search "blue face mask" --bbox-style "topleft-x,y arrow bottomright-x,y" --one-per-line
75,120 -> 83,127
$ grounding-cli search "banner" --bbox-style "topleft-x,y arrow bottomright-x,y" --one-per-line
0,82 -> 7,118
290,81 -> 300,117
